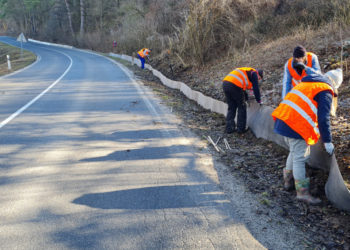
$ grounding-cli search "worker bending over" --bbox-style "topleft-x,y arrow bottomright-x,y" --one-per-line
272,72 -> 338,205
222,67 -> 263,134
137,48 -> 151,69
282,45 -> 321,98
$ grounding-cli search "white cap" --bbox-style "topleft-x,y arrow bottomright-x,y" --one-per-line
325,68 -> 343,89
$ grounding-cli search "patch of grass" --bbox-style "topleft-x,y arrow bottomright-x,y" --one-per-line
261,191 -> 269,197
259,198 -> 271,207
0,42 -> 36,76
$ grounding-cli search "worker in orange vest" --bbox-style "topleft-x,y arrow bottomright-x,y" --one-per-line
282,45 -> 321,98
272,72 -> 338,205
137,48 -> 151,69
222,67 -> 263,134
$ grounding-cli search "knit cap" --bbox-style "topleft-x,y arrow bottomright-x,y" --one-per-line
293,45 -> 306,58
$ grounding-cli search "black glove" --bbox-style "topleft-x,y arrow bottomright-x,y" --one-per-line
293,61 -> 306,70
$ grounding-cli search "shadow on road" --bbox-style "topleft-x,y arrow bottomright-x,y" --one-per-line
79,145 -> 192,162
72,184 -> 228,209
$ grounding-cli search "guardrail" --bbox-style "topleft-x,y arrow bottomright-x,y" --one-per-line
28,38 -> 73,49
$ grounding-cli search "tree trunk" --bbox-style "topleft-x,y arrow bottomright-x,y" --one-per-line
100,0 -> 104,31
31,14 -> 36,34
80,0 -> 84,37
63,0 -> 75,38
19,0 -> 29,32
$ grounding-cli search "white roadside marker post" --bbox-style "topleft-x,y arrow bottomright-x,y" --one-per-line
7,55 -> 12,71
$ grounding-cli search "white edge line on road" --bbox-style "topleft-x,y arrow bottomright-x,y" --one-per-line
74,48 -> 164,121
99,54 -> 163,121
0,50 -> 73,129
78,49 -> 175,136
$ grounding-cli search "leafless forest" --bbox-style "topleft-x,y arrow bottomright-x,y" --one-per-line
0,0 -> 349,65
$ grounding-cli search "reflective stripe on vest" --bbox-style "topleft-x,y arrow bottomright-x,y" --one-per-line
272,81 -> 334,145
280,99 -> 320,136
223,67 -> 256,90
287,52 -> 314,87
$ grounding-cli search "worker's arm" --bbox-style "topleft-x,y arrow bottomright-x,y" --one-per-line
304,65 -> 319,75
301,54 -> 321,75
251,71 -> 261,103
314,91 -> 333,143
311,54 -> 321,73
282,62 -> 292,99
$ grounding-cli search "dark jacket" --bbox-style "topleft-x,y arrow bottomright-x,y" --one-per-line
247,70 -> 261,103
274,73 -> 333,143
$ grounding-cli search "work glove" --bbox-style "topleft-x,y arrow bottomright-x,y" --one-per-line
324,142 -> 335,156
293,62 -> 306,70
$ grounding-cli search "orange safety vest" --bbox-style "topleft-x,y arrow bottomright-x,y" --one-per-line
138,48 -> 150,58
272,81 -> 334,145
223,67 -> 257,90
287,52 -> 314,87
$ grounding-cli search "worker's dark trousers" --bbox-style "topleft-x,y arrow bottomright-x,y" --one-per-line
138,54 -> 145,69
222,81 -> 247,132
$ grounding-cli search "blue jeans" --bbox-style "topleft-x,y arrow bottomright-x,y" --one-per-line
138,54 -> 145,69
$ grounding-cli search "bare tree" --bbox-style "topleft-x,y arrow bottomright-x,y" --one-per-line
63,0 -> 75,38
80,0 -> 84,36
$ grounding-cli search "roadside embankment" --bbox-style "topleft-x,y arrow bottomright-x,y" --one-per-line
0,42 -> 36,76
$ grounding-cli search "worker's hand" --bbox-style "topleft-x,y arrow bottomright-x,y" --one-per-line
324,142 -> 335,156
294,62 -> 306,70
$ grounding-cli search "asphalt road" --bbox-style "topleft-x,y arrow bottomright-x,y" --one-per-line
0,37 -> 268,249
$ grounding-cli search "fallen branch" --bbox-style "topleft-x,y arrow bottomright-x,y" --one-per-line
224,138 -> 232,150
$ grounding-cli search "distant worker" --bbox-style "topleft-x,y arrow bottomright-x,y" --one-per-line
222,67 -> 263,134
272,72 -> 340,205
282,45 -> 321,98
137,48 -> 151,69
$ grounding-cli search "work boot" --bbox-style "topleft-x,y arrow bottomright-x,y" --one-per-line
295,178 -> 321,205
237,127 -> 249,134
225,126 -> 236,134
283,168 -> 294,191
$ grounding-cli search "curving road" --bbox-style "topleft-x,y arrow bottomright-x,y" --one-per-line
0,37 -> 284,249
